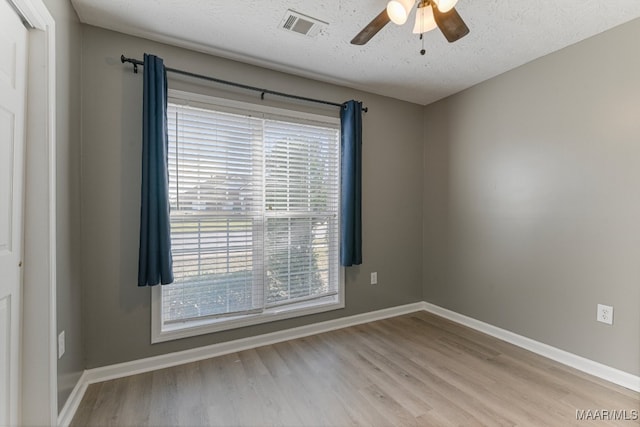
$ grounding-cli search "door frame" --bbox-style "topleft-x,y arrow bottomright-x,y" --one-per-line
8,0 -> 57,424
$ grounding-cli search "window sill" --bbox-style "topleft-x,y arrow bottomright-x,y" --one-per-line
151,293 -> 344,344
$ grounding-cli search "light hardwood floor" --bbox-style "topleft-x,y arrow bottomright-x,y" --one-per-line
72,311 -> 640,426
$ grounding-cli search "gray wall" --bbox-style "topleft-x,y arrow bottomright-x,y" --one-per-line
42,0 -> 85,412
423,19 -> 640,376
80,26 -> 424,368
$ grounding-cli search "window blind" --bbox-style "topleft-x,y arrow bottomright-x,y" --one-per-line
263,119 -> 340,308
162,100 -> 340,325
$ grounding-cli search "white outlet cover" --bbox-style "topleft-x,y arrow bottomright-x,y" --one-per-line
596,304 -> 613,325
370,272 -> 378,285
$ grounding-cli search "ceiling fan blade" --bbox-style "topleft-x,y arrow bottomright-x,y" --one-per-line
351,9 -> 391,45
433,6 -> 469,43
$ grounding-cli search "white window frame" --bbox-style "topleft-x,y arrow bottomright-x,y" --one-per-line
151,90 -> 345,344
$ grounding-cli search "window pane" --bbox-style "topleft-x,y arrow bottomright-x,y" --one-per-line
264,120 -> 339,213
163,216 -> 261,322
265,216 -> 338,306
168,106 -> 263,214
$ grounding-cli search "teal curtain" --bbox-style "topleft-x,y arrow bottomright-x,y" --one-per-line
138,53 -> 174,286
340,100 -> 363,266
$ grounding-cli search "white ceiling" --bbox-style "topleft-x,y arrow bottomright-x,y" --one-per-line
70,0 -> 640,105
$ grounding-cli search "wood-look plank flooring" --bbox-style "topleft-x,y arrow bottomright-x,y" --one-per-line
72,312 -> 640,426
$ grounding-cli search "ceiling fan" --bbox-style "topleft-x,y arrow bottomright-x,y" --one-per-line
351,0 -> 469,47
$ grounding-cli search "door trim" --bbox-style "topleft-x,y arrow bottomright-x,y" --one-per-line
8,0 -> 57,424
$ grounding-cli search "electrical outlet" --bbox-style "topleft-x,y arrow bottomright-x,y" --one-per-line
58,330 -> 65,359
596,304 -> 613,325
370,272 -> 378,285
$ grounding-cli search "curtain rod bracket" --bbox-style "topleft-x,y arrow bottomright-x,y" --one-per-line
261,91 -> 265,100
121,54 -> 138,73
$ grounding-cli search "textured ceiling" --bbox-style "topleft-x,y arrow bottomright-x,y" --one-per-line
70,0 -> 640,105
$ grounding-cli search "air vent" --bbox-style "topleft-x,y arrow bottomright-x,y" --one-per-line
279,10 -> 327,37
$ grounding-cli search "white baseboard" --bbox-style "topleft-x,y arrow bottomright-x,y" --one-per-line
83,303 -> 425,385
421,302 -> 640,393
57,370 -> 89,427
57,301 -> 640,425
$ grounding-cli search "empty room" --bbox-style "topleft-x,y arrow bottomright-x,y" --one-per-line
2,0 -> 639,425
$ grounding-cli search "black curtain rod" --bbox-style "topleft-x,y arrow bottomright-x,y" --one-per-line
121,55 -> 368,113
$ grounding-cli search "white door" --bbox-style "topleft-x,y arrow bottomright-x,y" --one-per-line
0,0 -> 28,424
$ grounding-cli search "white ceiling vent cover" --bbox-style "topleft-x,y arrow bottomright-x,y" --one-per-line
279,10 -> 327,37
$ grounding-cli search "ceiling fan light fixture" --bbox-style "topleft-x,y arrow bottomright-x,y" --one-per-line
433,0 -> 458,13
386,0 -> 414,25
412,3 -> 437,34
350,0 -> 468,47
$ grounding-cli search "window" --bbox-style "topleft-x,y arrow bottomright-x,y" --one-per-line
151,91 -> 344,343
